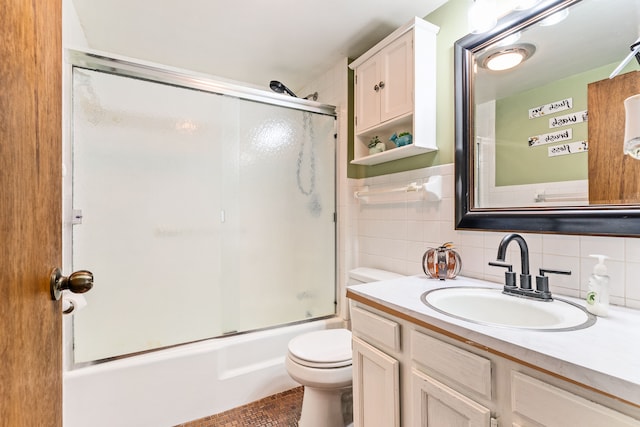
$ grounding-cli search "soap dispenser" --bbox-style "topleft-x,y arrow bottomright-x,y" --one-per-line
586,254 -> 610,317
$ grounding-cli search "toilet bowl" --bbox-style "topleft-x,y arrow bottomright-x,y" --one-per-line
285,268 -> 405,427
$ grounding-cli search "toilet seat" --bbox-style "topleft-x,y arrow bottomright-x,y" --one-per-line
287,329 -> 352,369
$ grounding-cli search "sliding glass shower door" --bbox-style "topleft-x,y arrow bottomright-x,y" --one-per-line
70,66 -> 336,362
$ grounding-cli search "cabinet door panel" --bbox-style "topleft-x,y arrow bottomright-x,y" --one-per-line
412,330 -> 492,400
511,371 -> 640,427
351,305 -> 401,352
355,56 -> 381,133
381,32 -> 413,123
412,368 -> 491,427
352,337 -> 400,427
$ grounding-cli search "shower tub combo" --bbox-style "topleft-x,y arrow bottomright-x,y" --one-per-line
64,318 -> 342,427
63,51 -> 338,427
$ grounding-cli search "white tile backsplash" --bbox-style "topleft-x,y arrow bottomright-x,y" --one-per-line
580,236 -> 625,261
626,262 -> 640,301
627,239 -> 640,262
348,163 -> 640,309
542,234 -> 580,257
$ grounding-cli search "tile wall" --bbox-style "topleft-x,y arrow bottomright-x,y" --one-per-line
298,56 -> 640,316
347,163 -> 640,310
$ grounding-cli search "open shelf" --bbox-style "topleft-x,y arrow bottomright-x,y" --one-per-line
350,144 -> 436,165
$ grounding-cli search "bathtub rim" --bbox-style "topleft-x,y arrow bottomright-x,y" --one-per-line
65,315 -> 344,372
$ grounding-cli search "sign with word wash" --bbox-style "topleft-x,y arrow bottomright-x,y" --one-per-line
549,110 -> 588,129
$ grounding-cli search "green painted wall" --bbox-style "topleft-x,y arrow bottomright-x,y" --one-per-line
348,0 -> 638,181
348,0 -> 470,179
495,63 -> 618,186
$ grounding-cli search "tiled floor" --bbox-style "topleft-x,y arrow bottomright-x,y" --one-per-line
176,387 -> 304,427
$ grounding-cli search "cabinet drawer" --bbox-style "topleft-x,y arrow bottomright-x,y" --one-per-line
411,330 -> 492,400
511,371 -> 640,427
351,305 -> 401,352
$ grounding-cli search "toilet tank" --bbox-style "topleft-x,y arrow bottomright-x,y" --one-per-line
348,267 -> 405,286
345,267 -> 405,321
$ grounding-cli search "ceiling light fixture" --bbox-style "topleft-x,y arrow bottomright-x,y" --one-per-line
479,43 -> 536,71
468,0 -> 497,34
513,0 -> 541,10
539,8 -> 569,26
496,32 -> 521,47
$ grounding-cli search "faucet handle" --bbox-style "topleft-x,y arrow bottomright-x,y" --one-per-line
535,268 -> 571,300
539,268 -> 571,276
488,261 -> 517,288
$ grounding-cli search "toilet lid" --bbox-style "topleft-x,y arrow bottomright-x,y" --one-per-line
288,329 -> 352,368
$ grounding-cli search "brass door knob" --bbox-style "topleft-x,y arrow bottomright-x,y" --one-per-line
50,268 -> 94,301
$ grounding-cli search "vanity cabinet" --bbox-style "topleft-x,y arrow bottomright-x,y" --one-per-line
411,330 -> 494,426
349,17 -> 439,166
352,337 -> 400,427
349,299 -> 640,427
350,305 -> 401,427
511,371 -> 640,427
411,369 -> 492,427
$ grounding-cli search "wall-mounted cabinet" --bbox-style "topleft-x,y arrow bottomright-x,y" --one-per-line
349,17 -> 439,166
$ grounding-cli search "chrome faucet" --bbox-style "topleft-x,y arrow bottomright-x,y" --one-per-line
489,233 -> 570,301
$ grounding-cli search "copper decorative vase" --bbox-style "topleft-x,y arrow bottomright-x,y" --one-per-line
422,242 -> 461,280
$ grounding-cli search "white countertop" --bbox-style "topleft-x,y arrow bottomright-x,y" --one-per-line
347,275 -> 640,407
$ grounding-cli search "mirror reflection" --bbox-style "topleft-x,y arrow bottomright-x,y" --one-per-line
471,0 -> 640,209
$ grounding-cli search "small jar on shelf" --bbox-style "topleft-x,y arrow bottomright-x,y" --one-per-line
368,136 -> 386,154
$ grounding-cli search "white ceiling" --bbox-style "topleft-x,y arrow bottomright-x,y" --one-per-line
71,0 -> 449,93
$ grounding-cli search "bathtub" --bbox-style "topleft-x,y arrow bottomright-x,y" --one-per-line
63,317 -> 343,427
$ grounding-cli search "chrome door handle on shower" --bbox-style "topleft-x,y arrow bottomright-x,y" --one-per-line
50,268 -> 94,301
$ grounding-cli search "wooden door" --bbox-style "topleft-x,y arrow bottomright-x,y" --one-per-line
588,71 -> 640,204
0,1 -> 62,426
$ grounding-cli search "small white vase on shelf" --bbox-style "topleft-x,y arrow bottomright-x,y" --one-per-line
368,136 -> 386,155
369,141 -> 386,154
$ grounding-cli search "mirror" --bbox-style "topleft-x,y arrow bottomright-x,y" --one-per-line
455,0 -> 640,236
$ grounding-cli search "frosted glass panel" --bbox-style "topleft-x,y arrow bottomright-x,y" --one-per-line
71,68 -> 335,362
220,103 -> 336,333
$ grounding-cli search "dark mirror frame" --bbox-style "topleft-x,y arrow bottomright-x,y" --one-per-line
454,0 -> 640,237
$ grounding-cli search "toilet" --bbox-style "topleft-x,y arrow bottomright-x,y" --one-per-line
285,268 -> 405,427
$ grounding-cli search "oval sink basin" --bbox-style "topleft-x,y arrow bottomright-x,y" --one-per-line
421,287 -> 596,331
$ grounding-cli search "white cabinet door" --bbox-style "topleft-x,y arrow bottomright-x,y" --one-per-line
412,368 -> 492,427
380,31 -> 413,123
355,55 -> 381,133
511,372 -> 640,427
354,31 -> 413,134
352,336 -> 400,427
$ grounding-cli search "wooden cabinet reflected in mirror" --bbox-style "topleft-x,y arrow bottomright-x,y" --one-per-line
588,71 -> 640,205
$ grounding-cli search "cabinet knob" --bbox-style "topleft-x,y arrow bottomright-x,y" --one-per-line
378,81 -> 385,89
374,84 -> 380,92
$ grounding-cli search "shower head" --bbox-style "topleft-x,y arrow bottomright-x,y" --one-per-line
270,80 -> 297,97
